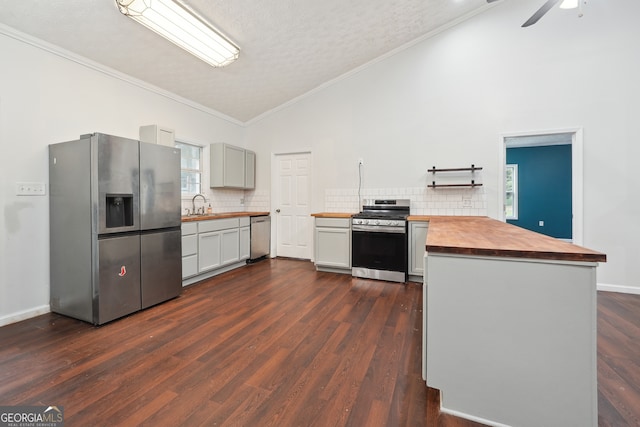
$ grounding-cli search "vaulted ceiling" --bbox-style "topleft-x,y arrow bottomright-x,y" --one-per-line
0,0 -> 494,122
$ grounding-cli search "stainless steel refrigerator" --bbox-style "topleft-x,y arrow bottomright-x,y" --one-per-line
49,133 -> 182,325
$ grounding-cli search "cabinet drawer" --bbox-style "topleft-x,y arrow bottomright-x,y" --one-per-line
182,255 -> 198,279
198,218 -> 240,233
239,216 -> 250,227
182,222 -> 197,236
315,217 -> 351,228
182,234 -> 197,257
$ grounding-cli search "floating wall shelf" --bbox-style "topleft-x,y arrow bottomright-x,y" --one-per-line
428,164 -> 483,188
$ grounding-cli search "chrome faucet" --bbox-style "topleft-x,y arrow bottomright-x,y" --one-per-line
192,194 -> 206,215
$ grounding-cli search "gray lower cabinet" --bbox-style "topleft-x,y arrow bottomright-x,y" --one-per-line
240,224 -> 250,260
198,230 -> 222,272
182,216 -> 251,284
314,217 -> 351,273
409,221 -> 429,281
182,222 -> 198,279
220,228 -> 240,265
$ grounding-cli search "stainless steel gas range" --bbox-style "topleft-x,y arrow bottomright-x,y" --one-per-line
351,199 -> 410,283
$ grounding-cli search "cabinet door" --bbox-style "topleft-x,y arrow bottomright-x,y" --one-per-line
245,150 -> 256,189
224,144 -> 245,188
182,234 -> 197,257
409,222 -> 429,276
240,226 -> 250,260
198,231 -> 221,272
315,227 -> 351,268
221,228 -> 240,265
182,255 -> 198,279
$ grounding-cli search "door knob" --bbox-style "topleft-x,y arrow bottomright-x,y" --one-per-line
276,209 -> 281,213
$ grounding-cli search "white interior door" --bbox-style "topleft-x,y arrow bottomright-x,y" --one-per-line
274,153 -> 312,259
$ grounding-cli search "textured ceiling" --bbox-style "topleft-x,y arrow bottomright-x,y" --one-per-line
0,0 -> 493,123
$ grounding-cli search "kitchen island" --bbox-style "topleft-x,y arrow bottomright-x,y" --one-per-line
424,216 -> 606,427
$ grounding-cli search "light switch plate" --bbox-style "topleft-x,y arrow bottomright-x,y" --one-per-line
16,182 -> 46,196
538,220 -> 544,227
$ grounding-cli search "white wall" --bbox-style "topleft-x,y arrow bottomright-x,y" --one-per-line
0,30 -> 244,325
245,0 -> 640,292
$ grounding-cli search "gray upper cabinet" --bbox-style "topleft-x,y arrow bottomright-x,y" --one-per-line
245,149 -> 255,189
210,143 -> 256,189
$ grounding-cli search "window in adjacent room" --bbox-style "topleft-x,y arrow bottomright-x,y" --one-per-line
175,141 -> 202,196
505,164 -> 518,220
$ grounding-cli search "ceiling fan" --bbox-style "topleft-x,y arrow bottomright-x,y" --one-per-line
487,0 -> 585,27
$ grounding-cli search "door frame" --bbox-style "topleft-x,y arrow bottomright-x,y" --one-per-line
497,128 -> 584,245
270,150 -> 313,258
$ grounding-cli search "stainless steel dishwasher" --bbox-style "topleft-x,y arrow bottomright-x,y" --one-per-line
248,215 -> 271,263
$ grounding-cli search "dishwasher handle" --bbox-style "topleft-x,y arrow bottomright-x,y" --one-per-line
251,215 -> 270,224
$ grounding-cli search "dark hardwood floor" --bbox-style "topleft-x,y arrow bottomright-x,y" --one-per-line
597,291 -> 640,427
0,259 -> 639,426
0,259 -> 424,426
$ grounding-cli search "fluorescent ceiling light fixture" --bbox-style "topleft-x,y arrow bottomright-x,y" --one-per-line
559,0 -> 579,9
116,0 -> 239,67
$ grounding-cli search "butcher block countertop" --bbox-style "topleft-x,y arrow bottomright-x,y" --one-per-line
311,212 -> 355,218
426,216 -> 606,263
181,211 -> 270,222
407,215 -> 434,221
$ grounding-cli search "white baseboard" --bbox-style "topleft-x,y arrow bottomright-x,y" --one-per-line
0,305 -> 50,328
597,283 -> 640,295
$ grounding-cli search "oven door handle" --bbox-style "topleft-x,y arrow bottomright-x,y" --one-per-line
352,224 -> 406,233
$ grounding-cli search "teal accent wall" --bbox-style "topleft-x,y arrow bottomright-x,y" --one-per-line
506,145 -> 572,239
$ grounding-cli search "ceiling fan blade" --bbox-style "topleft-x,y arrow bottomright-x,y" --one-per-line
522,0 -> 562,27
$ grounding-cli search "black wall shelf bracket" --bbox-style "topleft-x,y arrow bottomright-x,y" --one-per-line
428,165 -> 483,188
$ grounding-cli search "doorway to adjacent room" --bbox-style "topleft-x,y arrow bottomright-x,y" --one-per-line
499,129 -> 583,245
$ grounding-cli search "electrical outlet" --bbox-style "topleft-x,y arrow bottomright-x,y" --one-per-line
240,198 -> 245,205
463,198 -> 472,208
16,182 -> 46,196
358,158 -> 364,166
539,220 -> 544,227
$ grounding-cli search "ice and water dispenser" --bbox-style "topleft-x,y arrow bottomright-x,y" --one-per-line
105,194 -> 134,228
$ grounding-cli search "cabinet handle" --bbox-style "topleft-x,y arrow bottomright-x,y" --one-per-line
276,209 -> 281,213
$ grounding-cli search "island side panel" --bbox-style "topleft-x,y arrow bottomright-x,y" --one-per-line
426,253 -> 597,427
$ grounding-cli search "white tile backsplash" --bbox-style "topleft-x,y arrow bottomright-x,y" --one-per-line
181,188 -> 270,214
325,186 -> 487,216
